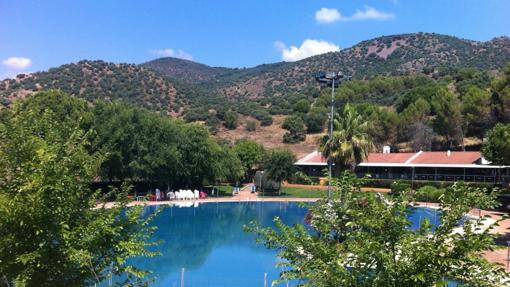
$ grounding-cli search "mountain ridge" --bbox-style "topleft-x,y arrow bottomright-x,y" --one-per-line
2,32 -> 509,111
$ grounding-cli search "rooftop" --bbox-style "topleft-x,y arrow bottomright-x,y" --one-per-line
295,150 -> 507,168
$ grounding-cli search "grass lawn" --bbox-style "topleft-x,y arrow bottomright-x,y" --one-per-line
259,186 -> 325,198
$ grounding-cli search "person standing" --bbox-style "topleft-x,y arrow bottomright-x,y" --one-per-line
155,188 -> 161,201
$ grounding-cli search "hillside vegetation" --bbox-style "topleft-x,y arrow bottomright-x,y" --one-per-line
1,33 -> 509,153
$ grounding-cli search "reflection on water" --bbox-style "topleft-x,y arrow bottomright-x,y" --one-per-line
119,202 -> 448,287
132,202 -> 309,287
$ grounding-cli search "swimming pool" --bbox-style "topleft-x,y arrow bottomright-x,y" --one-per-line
122,201 -> 446,287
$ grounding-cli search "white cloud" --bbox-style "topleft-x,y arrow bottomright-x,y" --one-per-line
275,39 -> 340,62
350,5 -> 395,21
2,57 -> 32,70
315,8 -> 341,23
314,5 -> 394,23
149,48 -> 193,60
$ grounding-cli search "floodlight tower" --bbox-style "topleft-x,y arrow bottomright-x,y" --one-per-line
314,71 -> 352,199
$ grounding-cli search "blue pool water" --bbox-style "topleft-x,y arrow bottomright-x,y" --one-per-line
124,202 -> 447,287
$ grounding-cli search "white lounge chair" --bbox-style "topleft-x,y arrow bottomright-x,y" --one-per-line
193,189 -> 199,199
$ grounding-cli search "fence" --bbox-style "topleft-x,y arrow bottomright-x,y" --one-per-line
97,268 -> 293,287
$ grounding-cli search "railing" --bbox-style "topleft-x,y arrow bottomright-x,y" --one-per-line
98,268 -> 284,287
359,173 -> 510,184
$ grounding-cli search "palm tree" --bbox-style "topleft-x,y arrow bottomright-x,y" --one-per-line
319,104 -> 373,171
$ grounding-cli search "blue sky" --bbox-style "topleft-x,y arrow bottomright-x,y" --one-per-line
1,0 -> 509,78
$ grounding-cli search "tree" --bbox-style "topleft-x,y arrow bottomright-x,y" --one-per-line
210,142 -> 245,184
320,104 -> 373,170
0,95 -> 157,286
481,123 -> 510,165
248,172 -> 509,287
463,86 -> 492,138
262,149 -> 296,191
431,88 -> 464,148
282,115 -> 306,144
304,108 -> 327,133
491,64 -> 510,123
368,108 -> 400,147
91,101 -> 181,185
293,99 -> 311,114
223,110 -> 238,129
233,139 -> 266,180
408,121 -> 436,151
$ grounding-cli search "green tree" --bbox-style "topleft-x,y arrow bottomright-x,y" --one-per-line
431,88 -> 464,148
304,108 -> 327,133
293,99 -> 311,114
262,149 -> 296,191
462,86 -> 492,138
233,139 -> 266,179
282,115 -> 306,144
91,101 -> 180,185
0,96 -> 157,286
367,108 -> 400,147
248,172 -> 509,287
481,123 -> 510,165
211,142 -> 245,184
223,110 -> 238,129
401,98 -> 430,124
491,64 -> 510,123
320,104 -> 373,170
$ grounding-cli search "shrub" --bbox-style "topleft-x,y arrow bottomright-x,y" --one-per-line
281,115 -> 306,143
223,110 -> 238,129
414,185 -> 445,202
293,99 -> 311,114
304,111 -> 327,133
390,180 -> 411,196
289,171 -> 315,185
245,120 -> 257,132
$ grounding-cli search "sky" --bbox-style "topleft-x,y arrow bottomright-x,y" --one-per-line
1,0 -> 509,79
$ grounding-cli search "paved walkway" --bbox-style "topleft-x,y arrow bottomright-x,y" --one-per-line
233,183 -> 258,200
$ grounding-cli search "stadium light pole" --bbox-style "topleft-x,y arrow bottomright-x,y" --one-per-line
315,72 -> 352,199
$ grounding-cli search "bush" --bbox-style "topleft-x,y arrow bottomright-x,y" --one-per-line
293,99 -> 311,114
281,115 -> 306,143
245,120 -> 257,131
390,180 -> 411,196
223,110 -> 238,129
304,111 -> 327,133
289,171 -> 315,185
414,185 -> 445,202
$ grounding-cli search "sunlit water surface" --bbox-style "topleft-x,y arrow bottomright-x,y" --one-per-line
111,202 -> 454,287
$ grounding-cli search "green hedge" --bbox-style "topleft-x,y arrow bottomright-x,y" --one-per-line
413,186 -> 445,202
288,172 -> 321,185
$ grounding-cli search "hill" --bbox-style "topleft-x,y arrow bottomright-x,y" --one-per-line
1,33 -> 509,155
0,60 -> 185,113
144,33 -> 510,99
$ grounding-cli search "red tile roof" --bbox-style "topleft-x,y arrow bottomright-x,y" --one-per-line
365,153 -> 415,163
411,151 -> 481,165
295,151 -> 482,166
295,151 -> 327,165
